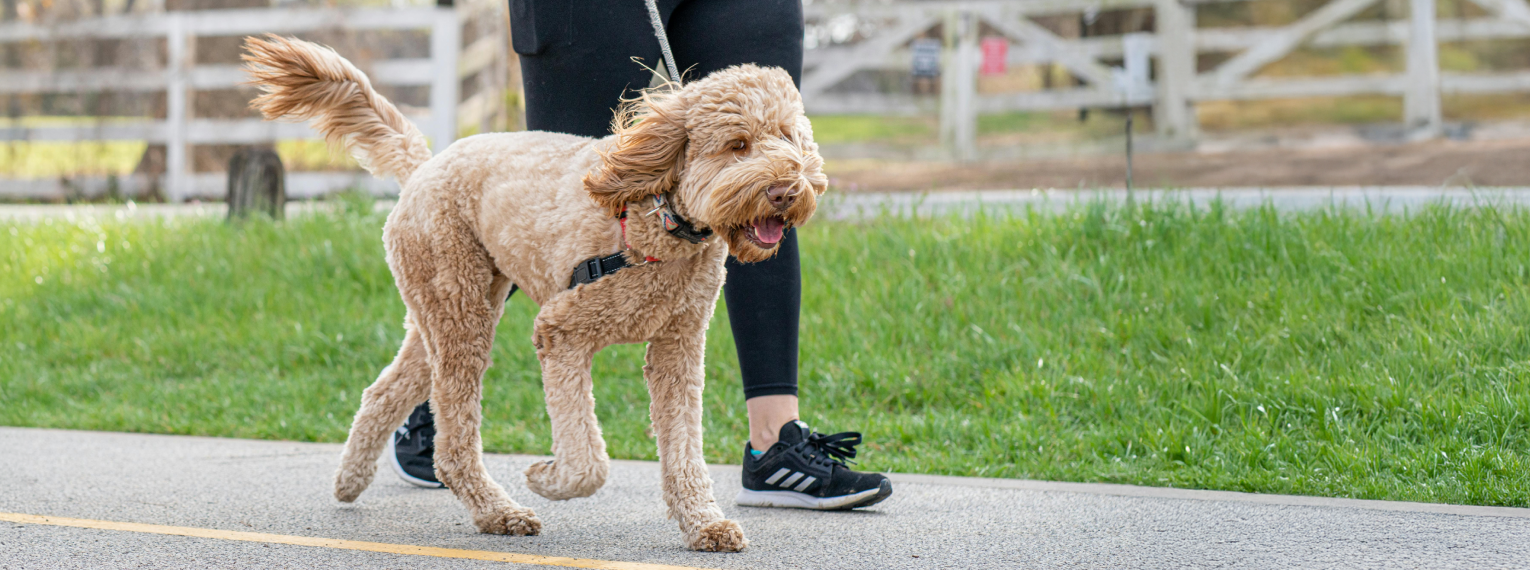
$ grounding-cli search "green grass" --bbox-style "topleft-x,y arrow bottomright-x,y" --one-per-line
5,199 -> 1530,506
806,115 -> 935,145
807,111 -> 1136,146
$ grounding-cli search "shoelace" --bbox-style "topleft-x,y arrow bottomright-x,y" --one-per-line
793,431 -> 863,468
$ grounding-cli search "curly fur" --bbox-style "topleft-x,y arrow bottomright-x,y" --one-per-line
586,72 -> 827,262
243,35 -> 433,185
244,36 -> 827,552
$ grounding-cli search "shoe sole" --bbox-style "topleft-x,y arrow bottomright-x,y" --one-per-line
735,479 -> 892,510
386,434 -> 445,489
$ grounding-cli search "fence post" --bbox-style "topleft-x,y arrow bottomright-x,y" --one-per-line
1121,33 -> 1153,104
1153,0 -> 1197,147
430,9 -> 462,154
940,10 -> 978,162
1405,0 -> 1441,139
954,11 -> 978,162
939,9 -> 959,150
165,14 -> 190,202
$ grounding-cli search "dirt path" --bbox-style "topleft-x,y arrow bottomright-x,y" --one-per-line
826,138 -> 1530,191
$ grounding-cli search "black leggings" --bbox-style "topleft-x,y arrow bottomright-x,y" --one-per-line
511,0 -> 804,399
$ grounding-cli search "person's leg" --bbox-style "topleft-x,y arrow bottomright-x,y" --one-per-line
666,0 -> 805,451
668,0 -> 891,510
730,233 -> 801,451
516,1 -> 662,136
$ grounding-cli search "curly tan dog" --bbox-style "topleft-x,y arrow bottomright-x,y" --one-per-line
243,36 -> 824,552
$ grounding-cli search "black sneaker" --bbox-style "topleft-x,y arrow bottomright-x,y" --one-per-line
388,402 -> 445,488
736,420 -> 892,510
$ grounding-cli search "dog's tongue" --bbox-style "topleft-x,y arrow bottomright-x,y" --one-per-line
753,217 -> 785,244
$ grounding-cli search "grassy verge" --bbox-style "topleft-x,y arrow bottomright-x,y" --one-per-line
4,199 -> 1530,506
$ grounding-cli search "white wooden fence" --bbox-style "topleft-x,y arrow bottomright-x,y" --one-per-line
0,0 -> 508,201
804,0 -> 1530,160
8,0 -> 1530,199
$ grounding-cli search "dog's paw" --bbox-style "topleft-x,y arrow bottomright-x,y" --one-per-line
474,507 -> 542,536
333,467 -> 374,503
687,519 -> 748,552
524,459 -> 605,501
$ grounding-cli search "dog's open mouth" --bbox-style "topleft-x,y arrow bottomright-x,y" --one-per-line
743,216 -> 787,247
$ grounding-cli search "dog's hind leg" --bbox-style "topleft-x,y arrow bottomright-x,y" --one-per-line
334,315 -> 432,502
523,323 -> 609,501
644,330 -> 748,552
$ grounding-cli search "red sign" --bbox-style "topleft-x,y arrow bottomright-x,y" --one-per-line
980,37 -> 1008,76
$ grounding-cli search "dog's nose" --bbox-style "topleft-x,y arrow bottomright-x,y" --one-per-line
766,185 -> 795,210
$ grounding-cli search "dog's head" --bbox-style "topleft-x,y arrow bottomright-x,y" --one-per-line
584,64 -> 827,263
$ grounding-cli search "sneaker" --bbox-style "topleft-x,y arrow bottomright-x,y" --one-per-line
736,420 -> 892,510
387,402 -> 445,488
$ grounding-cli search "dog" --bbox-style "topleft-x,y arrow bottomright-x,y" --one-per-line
242,35 -> 826,552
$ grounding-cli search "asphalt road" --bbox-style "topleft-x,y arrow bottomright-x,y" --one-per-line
4,427 -> 1529,569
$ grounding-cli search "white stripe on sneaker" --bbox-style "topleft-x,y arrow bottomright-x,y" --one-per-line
793,476 -> 817,492
781,472 -> 805,488
764,468 -> 792,485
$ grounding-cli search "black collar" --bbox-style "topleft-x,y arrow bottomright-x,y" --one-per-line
642,194 -> 711,244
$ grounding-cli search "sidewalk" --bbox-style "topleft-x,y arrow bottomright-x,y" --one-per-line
3,427 -> 1528,569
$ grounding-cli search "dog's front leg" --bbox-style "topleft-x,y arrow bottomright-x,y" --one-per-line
644,332 -> 748,552
524,326 -> 610,500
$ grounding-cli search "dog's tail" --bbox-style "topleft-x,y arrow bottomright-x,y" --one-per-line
243,35 -> 432,185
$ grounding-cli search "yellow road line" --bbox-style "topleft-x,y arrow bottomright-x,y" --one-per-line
0,512 -> 717,570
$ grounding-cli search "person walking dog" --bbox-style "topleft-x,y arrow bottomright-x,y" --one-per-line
386,0 -> 892,510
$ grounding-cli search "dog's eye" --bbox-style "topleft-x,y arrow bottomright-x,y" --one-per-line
730,140 -> 748,152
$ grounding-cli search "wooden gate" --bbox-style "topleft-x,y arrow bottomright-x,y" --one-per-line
803,0 -> 1530,160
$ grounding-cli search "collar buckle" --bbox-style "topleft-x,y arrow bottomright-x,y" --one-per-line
647,194 -> 712,244
569,252 -> 631,289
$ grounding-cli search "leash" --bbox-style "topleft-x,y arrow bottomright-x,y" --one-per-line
644,0 -> 683,84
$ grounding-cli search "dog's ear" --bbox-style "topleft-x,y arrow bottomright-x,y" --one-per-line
796,115 -> 830,197
584,90 -> 688,217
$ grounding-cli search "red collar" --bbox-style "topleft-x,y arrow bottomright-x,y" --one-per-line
619,205 -> 662,263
